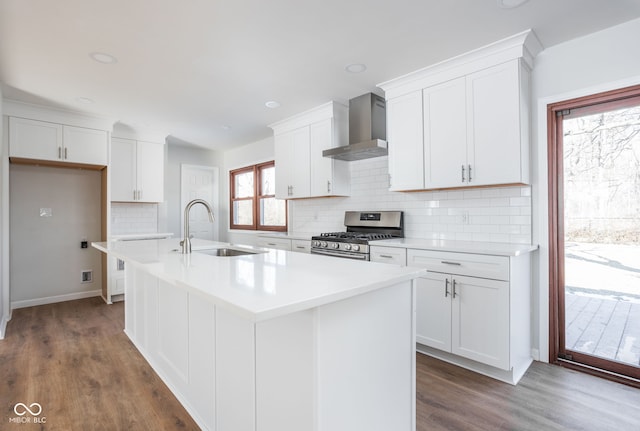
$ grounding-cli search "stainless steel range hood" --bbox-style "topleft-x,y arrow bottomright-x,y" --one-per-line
323,93 -> 387,161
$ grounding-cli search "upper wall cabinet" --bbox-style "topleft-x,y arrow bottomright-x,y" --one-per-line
9,117 -> 108,167
379,30 -> 542,192
111,137 -> 164,202
270,101 -> 349,199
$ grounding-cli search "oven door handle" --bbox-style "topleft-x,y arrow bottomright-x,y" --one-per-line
311,248 -> 369,260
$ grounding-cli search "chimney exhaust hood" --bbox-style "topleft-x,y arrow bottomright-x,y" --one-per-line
323,93 -> 387,161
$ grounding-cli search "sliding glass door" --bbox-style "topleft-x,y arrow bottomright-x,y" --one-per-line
549,85 -> 640,384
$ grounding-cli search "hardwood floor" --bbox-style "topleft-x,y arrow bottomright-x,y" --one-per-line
0,297 -> 199,430
1,298 -> 639,431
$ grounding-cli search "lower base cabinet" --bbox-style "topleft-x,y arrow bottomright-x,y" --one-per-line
124,266 -> 416,430
408,248 -> 533,384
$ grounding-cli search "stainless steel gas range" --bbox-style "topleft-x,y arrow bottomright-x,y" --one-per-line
311,211 -> 404,260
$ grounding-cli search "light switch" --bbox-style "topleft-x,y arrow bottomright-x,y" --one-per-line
40,208 -> 52,217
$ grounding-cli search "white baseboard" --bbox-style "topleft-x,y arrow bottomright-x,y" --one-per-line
530,348 -> 540,361
11,289 -> 102,310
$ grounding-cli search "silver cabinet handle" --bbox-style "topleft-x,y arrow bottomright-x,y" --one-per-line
64,147 -> 68,159
461,165 -> 465,183
133,190 -> 137,200
468,164 -> 472,182
327,180 -> 331,193
445,278 -> 450,297
58,147 -> 62,159
295,245 -> 306,249
441,261 -> 461,266
379,254 -> 394,259
267,242 -> 277,246
452,279 -> 458,298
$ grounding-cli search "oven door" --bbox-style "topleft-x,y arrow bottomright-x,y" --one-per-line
311,248 -> 369,260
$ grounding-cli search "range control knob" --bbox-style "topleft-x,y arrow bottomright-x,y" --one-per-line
321,241 -> 328,248
344,244 -> 352,251
352,244 -> 360,251
313,241 -> 320,247
331,243 -> 339,249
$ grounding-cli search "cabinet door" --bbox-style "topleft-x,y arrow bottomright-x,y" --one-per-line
274,127 -> 311,199
423,78 -> 467,189
386,91 -> 424,191
466,60 -> 522,186
136,141 -> 164,202
451,275 -> 510,370
415,273 -> 451,351
289,127 -> 311,198
9,117 -> 62,161
111,137 -> 137,201
256,238 -> 292,251
63,126 -> 108,166
309,119 -> 349,196
274,130 -> 294,199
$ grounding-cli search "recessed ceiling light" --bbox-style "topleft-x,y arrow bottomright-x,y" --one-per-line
265,101 -> 280,109
345,63 -> 367,73
497,0 -> 529,9
89,52 -> 118,64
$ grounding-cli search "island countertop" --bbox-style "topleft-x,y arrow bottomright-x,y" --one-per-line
92,238 -> 426,322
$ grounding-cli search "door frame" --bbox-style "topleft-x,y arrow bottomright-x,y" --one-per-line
180,164 -> 219,241
547,83 -> 640,387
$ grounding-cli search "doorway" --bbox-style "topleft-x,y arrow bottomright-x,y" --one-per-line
180,165 -> 219,241
548,85 -> 640,385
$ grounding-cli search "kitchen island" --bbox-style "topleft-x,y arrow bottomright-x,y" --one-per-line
92,238 -> 426,431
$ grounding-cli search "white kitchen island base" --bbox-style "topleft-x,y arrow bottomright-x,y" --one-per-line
124,265 -> 416,431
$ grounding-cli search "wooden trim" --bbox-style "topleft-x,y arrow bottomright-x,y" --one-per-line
547,83 -> 640,384
229,161 -> 287,232
9,157 -> 106,170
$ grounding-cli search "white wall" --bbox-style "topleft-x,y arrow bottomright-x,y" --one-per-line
164,143 -> 222,238
0,88 -> 7,338
9,164 -> 103,307
531,17 -> 640,361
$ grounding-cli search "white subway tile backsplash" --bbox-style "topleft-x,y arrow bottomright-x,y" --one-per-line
290,157 -> 532,244
111,202 -> 159,235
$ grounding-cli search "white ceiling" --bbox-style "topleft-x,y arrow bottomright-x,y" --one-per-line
2,0 -> 640,150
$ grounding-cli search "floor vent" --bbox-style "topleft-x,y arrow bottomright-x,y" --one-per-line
81,270 -> 93,283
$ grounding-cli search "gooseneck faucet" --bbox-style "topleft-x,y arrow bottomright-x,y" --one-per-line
181,199 -> 215,254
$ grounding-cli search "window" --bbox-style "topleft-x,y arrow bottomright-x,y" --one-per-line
230,161 -> 287,231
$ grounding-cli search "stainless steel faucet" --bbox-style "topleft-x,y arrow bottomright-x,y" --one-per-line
181,199 -> 215,254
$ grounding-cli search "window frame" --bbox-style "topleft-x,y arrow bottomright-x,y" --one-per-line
229,161 -> 287,232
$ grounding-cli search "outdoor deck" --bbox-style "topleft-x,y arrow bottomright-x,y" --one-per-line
565,291 -> 640,366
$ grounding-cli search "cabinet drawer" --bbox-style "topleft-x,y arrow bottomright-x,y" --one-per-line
370,246 -> 407,266
407,249 -> 509,281
291,239 -> 311,253
256,237 -> 292,251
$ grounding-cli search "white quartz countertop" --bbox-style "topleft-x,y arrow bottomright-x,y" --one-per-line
258,232 -> 312,241
92,238 -> 425,322
110,232 -> 174,241
370,238 -> 538,257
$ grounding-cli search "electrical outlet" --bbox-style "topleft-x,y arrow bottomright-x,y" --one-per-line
462,211 -> 470,224
81,241 -> 88,249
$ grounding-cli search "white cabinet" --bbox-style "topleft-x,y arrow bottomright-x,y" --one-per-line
256,236 -> 311,253
466,60 -> 530,187
380,30 -> 541,192
386,92 -> 424,191
407,248 -> 532,384
271,101 -> 349,199
423,77 -> 468,189
111,137 -> 164,202
291,239 -> 311,253
370,245 -> 407,266
256,236 -> 292,251
274,127 -> 311,199
9,117 -> 108,166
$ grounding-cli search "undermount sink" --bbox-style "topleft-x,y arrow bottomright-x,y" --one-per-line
195,247 -> 262,257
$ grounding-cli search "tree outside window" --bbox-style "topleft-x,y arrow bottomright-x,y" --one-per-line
230,161 -> 287,231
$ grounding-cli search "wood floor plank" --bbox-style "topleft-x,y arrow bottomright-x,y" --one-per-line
2,298 -> 640,431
